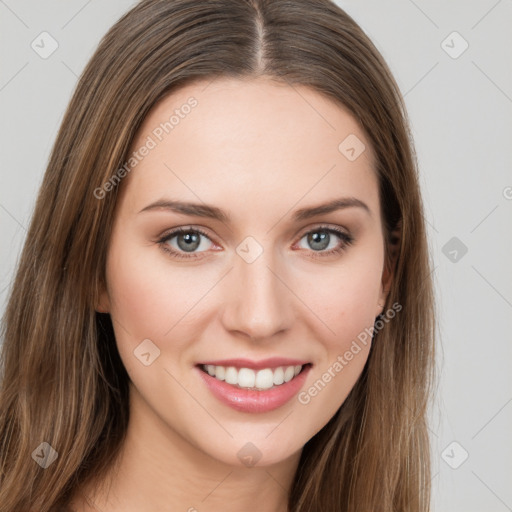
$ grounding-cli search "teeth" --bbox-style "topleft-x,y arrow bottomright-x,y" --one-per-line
283,366 -> 295,382
225,366 -> 238,385
215,365 -> 225,380
202,364 -> 305,390
238,368 -> 256,388
272,366 -> 284,385
255,368 -> 274,390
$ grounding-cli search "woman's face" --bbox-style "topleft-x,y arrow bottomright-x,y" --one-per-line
99,77 -> 391,467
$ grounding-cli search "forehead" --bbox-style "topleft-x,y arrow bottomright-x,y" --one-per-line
119,77 -> 379,222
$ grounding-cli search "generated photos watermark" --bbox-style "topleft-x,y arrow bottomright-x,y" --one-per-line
93,96 -> 198,199
298,301 -> 402,405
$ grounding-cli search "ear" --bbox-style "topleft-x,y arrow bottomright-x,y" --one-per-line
376,218 -> 402,317
95,279 -> 111,314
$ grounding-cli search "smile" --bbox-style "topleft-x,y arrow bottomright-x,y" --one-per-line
196,359 -> 313,413
200,363 -> 305,390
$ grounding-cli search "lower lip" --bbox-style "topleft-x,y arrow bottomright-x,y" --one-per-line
196,364 -> 312,413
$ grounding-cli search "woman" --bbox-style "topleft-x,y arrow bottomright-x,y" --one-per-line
0,0 -> 436,510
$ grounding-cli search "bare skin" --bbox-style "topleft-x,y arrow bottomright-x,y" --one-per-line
69,76 -> 393,512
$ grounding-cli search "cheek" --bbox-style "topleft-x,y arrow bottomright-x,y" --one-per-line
312,264 -> 378,374
293,247 -> 383,432
106,258 -> 172,341
301,246 -> 384,348
104,241 -> 222,364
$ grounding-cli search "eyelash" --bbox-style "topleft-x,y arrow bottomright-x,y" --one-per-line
156,225 -> 355,261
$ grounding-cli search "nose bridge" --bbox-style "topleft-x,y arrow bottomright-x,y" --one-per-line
221,241 -> 293,339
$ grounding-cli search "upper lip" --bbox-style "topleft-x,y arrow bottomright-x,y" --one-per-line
196,358 -> 311,371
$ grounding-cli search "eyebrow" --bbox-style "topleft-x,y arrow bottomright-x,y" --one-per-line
138,196 -> 371,222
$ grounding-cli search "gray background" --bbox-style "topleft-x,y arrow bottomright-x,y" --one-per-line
1,1 -> 511,510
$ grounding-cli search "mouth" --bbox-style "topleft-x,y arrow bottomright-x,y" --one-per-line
196,362 -> 313,391
195,360 -> 313,413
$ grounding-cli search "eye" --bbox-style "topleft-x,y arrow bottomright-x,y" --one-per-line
157,227 -> 216,260
157,225 -> 354,261
295,225 -> 354,258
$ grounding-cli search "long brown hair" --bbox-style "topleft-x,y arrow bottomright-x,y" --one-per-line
0,0 -> 436,510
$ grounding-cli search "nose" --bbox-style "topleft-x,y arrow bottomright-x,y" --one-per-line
220,248 -> 295,341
